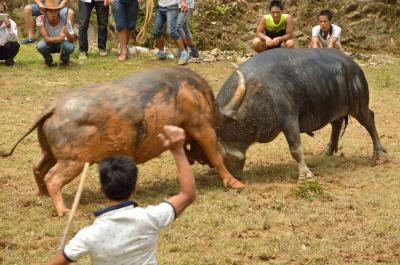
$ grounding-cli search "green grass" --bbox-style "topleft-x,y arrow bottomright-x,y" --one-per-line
1,47 -> 400,264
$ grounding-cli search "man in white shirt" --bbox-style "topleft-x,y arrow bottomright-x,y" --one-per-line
311,9 -> 342,50
0,1 -> 19,66
45,125 -> 196,265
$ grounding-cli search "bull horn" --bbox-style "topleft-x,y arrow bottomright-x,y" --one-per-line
221,70 -> 246,118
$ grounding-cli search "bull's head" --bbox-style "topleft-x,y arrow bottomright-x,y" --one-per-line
215,70 -> 248,179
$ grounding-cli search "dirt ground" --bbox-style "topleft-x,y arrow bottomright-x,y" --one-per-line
0,47 -> 399,264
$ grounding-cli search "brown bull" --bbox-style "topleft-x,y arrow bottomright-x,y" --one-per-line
1,67 -> 245,216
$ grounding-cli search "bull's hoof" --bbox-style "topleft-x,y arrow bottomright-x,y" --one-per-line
372,152 -> 389,165
223,178 -> 246,190
57,208 -> 71,217
36,189 -> 49,197
322,144 -> 336,156
298,171 -> 315,182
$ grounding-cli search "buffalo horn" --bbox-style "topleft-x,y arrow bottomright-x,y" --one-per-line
221,70 -> 246,118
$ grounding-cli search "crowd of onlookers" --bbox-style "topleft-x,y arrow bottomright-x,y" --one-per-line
0,0 -> 341,68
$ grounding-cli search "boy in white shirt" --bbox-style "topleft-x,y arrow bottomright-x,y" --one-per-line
311,9 -> 342,50
45,125 -> 196,265
0,1 -> 19,66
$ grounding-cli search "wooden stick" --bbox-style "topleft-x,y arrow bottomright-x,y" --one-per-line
58,162 -> 90,251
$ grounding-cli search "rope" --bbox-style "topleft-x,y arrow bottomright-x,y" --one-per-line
136,0 -> 154,45
58,162 -> 90,251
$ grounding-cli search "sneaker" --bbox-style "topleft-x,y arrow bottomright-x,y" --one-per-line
78,52 -> 88,60
189,46 -> 199,58
99,49 -> 108,57
44,57 -> 53,67
21,37 -> 37,44
61,57 -> 70,65
155,50 -> 166,60
178,51 -> 190,65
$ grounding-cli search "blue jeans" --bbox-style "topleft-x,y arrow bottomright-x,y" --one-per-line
78,0 -> 109,51
154,5 -> 180,40
111,0 -> 138,32
176,8 -> 193,40
36,40 -> 75,62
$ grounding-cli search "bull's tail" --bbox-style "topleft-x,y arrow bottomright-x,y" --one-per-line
0,106 -> 55,158
340,115 -> 349,138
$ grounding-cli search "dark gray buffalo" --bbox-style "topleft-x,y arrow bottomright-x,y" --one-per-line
210,48 -> 387,179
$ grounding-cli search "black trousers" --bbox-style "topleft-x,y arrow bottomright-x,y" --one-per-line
78,0 -> 109,52
0,41 -> 20,61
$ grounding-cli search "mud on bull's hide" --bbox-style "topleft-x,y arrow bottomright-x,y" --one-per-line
0,67 -> 245,216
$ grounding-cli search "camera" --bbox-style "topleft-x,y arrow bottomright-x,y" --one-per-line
0,13 -> 9,20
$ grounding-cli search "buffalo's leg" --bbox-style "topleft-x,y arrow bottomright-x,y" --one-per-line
187,125 -> 245,189
44,160 -> 85,216
323,117 -> 345,155
352,108 -> 387,163
282,120 -> 313,179
33,151 -> 56,196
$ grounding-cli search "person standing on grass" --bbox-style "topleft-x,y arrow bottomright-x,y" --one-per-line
176,0 -> 199,58
251,0 -> 295,53
0,1 -> 19,66
22,0 -> 74,44
104,0 -> 144,61
154,0 -> 190,65
77,0 -> 109,60
45,125 -> 196,265
36,0 -> 76,66
310,9 -> 342,50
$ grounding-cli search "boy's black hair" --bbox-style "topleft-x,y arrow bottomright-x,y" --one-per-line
318,9 -> 333,21
269,0 -> 284,10
99,156 -> 138,201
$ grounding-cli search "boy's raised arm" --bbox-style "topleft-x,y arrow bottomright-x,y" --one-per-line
158,126 -> 196,217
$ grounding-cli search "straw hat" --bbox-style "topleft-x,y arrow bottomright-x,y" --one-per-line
39,0 -> 61,12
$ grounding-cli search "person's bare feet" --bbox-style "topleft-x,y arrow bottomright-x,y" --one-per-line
118,53 -> 129,61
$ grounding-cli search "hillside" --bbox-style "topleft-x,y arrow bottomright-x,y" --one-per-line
192,0 -> 400,52
6,0 -> 400,52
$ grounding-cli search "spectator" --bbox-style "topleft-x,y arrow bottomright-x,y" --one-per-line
45,125 -> 196,265
176,0 -> 199,58
0,1 -> 19,66
104,0 -> 143,61
251,0 -> 295,53
36,0 -> 76,66
310,9 -> 342,50
22,0 -> 74,45
154,0 -> 190,65
77,0 -> 109,60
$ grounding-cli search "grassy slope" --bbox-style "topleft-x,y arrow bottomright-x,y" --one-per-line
0,46 -> 399,264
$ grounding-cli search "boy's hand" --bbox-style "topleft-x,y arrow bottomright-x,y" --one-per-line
181,1 -> 187,12
4,17 -> 11,28
158,125 -> 186,153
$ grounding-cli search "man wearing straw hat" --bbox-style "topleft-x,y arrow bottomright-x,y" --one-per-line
36,0 -> 76,66
45,125 -> 196,265
22,0 -> 74,44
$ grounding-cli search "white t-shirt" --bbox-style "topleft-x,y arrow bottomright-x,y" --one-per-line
158,0 -> 178,7
36,14 -> 74,38
312,24 -> 341,47
64,201 -> 175,265
0,19 -> 18,47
